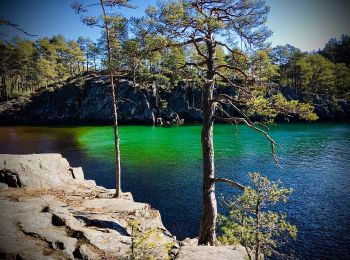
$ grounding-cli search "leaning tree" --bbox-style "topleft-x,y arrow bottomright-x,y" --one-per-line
72,0 -> 134,198
146,0 -> 317,245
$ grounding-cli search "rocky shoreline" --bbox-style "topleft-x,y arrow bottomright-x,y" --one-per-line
0,154 -> 246,259
0,74 -> 349,125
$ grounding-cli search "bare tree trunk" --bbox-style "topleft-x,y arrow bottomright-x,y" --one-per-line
101,0 -> 121,198
198,82 -> 216,245
10,78 -> 15,94
133,62 -> 136,86
86,51 -> 89,72
1,75 -> 7,101
198,39 -> 217,245
255,203 -> 260,260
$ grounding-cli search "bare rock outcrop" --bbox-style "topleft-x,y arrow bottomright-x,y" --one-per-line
0,154 -> 247,259
0,154 -> 174,259
0,154 -> 80,188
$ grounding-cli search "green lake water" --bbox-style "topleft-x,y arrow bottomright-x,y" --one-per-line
0,122 -> 349,259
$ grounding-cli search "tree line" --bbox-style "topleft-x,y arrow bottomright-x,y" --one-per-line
0,35 -> 100,99
1,26 -> 349,102
270,35 -> 350,99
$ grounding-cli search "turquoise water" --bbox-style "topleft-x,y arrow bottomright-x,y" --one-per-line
0,123 -> 349,259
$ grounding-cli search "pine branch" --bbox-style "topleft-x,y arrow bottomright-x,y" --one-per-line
0,18 -> 37,37
211,177 -> 245,191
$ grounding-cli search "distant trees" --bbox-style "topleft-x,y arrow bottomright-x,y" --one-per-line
0,34 -> 102,100
320,35 -> 350,67
251,50 -> 279,85
269,39 -> 350,98
1,10 -> 349,103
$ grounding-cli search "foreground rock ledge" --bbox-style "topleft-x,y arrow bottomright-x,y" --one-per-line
0,154 -> 246,259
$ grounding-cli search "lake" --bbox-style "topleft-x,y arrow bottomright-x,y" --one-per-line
0,123 -> 349,259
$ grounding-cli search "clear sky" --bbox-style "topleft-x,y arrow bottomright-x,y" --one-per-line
0,0 -> 349,52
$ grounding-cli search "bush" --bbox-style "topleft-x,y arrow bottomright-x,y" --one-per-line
218,173 -> 297,260
125,219 -> 173,260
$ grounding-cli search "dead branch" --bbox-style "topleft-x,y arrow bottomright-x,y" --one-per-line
216,64 -> 248,79
216,41 -> 247,62
214,116 -> 280,164
192,35 -> 207,60
179,61 -> 206,69
150,37 -> 204,52
0,18 -> 37,37
215,71 -> 250,95
211,177 -> 245,191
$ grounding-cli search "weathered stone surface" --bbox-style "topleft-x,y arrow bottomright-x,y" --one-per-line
77,244 -> 100,260
0,196 -> 68,260
176,245 -> 247,260
179,237 -> 199,246
0,154 -> 73,188
70,167 -> 84,180
0,154 -> 247,259
82,198 -> 147,213
0,182 -> 8,190
0,154 -> 177,259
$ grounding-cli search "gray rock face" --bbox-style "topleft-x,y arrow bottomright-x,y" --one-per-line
0,154 -> 247,259
0,153 -> 176,259
0,182 -> 8,190
0,75 -> 202,124
69,167 -> 84,180
0,74 -> 349,124
0,154 -> 73,188
176,245 -> 247,260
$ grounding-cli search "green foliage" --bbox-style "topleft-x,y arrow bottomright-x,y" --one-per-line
125,219 -> 173,260
218,173 -> 297,259
2,2 -> 349,110
0,34 -> 100,100
251,50 -> 279,83
320,35 -> 350,67
302,54 -> 336,94
334,63 -> 350,97
247,92 -> 318,121
270,40 -> 350,99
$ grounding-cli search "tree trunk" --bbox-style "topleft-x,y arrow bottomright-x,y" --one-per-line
198,82 -> 216,245
198,38 -> 217,245
110,73 -> 121,198
101,0 -> 121,198
86,51 -> 89,72
1,75 -> 7,101
133,62 -> 136,86
10,78 -> 15,94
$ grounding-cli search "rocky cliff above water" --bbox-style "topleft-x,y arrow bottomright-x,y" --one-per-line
0,74 -> 348,125
0,154 -> 247,259
0,75 -> 203,125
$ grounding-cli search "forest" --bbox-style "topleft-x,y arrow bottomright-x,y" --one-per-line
1,28 -> 349,103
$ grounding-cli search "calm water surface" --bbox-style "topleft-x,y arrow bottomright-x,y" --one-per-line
0,123 -> 349,259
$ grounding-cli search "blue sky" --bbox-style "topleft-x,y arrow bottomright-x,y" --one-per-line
0,0 -> 349,51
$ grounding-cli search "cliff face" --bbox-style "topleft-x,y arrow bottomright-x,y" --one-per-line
0,74 -> 349,125
0,154 -> 247,259
0,75 -> 203,125
0,154 -> 175,259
